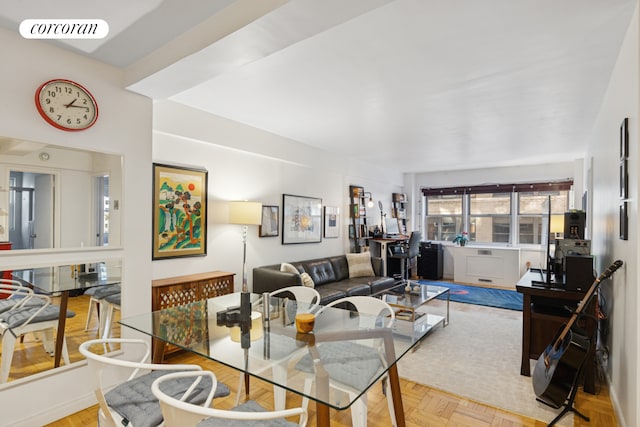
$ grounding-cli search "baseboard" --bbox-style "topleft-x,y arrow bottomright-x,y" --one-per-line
10,393 -> 96,427
605,371 -> 627,427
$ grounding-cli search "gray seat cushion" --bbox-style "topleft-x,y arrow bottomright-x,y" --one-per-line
85,284 -> 121,298
295,341 -> 383,390
0,296 -> 45,314
197,400 -> 298,427
104,292 -> 121,305
0,305 -> 75,329
106,370 -> 230,427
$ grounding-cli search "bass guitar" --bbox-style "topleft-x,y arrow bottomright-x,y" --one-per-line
533,259 -> 623,409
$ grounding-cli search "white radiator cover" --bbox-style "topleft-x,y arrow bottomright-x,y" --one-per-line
453,246 -> 521,287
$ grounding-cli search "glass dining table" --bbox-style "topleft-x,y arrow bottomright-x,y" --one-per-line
120,292 -> 430,426
12,262 -> 121,367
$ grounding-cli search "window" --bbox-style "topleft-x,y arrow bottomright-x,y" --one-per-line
423,180 -> 573,245
425,194 -> 462,241
518,191 -> 569,244
469,193 -> 511,243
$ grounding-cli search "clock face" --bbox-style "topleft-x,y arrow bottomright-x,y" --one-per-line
35,79 -> 98,131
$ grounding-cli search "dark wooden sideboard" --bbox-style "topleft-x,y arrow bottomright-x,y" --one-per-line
151,271 -> 234,361
516,270 -> 596,394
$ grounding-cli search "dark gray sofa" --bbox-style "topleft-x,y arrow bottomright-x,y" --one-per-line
252,255 -> 397,305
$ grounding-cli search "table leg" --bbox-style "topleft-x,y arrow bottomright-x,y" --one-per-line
387,364 -> 406,426
316,403 -> 331,427
54,291 -> 69,367
152,338 -> 166,363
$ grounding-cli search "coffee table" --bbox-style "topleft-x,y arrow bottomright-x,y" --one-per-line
381,282 -> 449,341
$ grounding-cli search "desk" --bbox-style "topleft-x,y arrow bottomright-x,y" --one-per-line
516,270 -> 596,394
120,293 -> 427,427
13,262 -> 121,367
369,236 -> 408,276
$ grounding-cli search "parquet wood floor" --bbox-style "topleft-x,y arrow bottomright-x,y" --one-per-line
40,294 -> 617,426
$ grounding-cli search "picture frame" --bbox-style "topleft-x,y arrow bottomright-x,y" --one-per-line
620,117 -> 629,160
282,194 -> 322,244
323,206 -> 340,238
152,163 -> 207,260
620,158 -> 628,199
620,201 -> 628,240
259,205 -> 279,237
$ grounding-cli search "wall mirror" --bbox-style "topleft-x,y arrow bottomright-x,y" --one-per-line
0,137 -> 122,250
0,259 -> 122,386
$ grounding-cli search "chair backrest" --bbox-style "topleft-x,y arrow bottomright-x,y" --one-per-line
271,286 -> 320,305
324,296 -> 395,329
152,370 -> 308,427
407,231 -> 422,258
79,338 -> 202,427
0,279 -> 35,310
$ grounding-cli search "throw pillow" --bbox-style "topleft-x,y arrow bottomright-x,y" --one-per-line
280,262 -> 299,275
300,272 -> 315,288
346,252 -> 375,278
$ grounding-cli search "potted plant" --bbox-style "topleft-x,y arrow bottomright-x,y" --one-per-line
453,231 -> 469,246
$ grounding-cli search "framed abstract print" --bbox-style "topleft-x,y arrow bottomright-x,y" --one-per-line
282,194 -> 322,244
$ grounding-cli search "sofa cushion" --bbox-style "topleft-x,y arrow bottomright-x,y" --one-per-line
304,260 -> 336,286
315,287 -> 348,305
346,252 -> 375,278
328,256 -> 349,281
300,272 -> 315,288
369,277 -> 398,294
280,262 -> 300,274
323,280 -> 371,297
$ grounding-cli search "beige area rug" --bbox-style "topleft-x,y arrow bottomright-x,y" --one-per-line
396,301 -> 573,426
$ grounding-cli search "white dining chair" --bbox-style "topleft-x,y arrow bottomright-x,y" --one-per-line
0,293 -> 73,383
79,338 -> 230,427
236,286 -> 321,410
152,370 -> 307,427
84,283 -> 121,333
296,296 -> 397,427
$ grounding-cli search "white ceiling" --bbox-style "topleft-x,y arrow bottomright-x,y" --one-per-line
1,0 -> 635,173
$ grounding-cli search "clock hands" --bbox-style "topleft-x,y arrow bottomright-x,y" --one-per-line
63,99 -> 90,111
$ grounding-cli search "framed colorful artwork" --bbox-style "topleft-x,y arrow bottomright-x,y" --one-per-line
152,163 -> 208,260
259,205 -> 279,237
282,194 -> 322,244
324,206 -> 340,238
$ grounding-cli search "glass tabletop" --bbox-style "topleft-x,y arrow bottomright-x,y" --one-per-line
381,283 -> 449,310
12,261 -> 122,294
120,292 -> 426,410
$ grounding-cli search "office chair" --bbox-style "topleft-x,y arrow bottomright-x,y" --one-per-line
388,231 -> 421,284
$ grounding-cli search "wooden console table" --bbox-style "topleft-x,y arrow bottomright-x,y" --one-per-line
516,270 -> 596,394
151,271 -> 234,361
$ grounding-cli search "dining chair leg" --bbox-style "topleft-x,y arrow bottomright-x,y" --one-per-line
0,333 -> 17,383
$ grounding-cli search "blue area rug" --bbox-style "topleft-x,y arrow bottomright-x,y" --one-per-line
418,280 -> 523,311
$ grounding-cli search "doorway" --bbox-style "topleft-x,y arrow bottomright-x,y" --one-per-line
8,171 -> 54,250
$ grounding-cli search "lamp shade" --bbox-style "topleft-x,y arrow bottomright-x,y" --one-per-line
229,201 -> 262,225
550,215 -> 565,234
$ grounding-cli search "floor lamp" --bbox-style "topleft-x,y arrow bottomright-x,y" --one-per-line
229,200 -> 262,399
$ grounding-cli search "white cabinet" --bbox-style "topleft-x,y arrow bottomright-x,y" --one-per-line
453,246 -> 521,287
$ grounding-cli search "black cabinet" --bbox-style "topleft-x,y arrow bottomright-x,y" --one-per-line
418,242 -> 443,280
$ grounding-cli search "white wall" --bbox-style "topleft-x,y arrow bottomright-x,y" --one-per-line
586,4 -> 639,427
152,101 -> 404,287
0,28 -> 152,426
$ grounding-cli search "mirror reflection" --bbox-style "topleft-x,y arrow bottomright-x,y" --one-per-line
0,137 -> 122,250
0,259 -> 122,384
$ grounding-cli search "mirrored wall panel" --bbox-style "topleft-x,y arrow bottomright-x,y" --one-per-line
1,259 -> 122,385
0,137 -> 122,250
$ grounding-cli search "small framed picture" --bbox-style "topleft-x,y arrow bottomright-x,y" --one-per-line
620,117 -> 629,160
259,205 -> 279,237
620,202 -> 628,240
620,159 -> 628,199
324,206 -> 340,238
